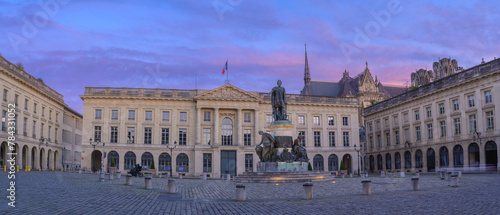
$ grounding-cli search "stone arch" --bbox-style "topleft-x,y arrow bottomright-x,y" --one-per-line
342,154 -> 352,174
485,141 -> 497,171
415,149 -> 423,168
22,145 -> 29,169
468,143 -> 480,167
377,154 -> 383,170
427,148 -> 436,172
176,153 -> 189,172
107,150 -> 119,170
395,152 -> 401,169
385,153 -> 392,170
439,146 -> 449,168
124,151 -> 136,170
313,154 -> 324,171
453,145 -> 464,168
141,152 -> 153,168
91,150 -> 102,172
404,151 -> 411,169
328,154 -> 338,171
221,118 -> 233,145
159,153 -> 171,171
369,155 -> 375,171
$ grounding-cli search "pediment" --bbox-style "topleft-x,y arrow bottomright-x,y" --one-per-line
195,84 -> 261,101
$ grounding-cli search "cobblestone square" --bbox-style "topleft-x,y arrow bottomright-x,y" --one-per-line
1,172 -> 500,214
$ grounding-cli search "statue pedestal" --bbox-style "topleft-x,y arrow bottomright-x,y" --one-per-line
269,120 -> 294,155
257,162 -> 309,172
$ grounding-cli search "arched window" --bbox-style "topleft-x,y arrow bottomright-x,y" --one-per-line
395,152 -> 401,169
159,153 -> 171,171
176,153 -> 189,172
427,148 -> 436,172
377,154 -> 383,170
124,151 -> 136,170
369,155 -> 375,171
313,154 -> 324,171
328,154 -> 338,171
107,151 -> 119,169
415,150 -> 423,168
385,153 -> 392,170
141,152 -> 153,168
453,145 -> 464,167
468,143 -> 480,167
404,151 -> 411,169
221,118 -> 233,145
485,141 -> 497,169
439,146 -> 449,167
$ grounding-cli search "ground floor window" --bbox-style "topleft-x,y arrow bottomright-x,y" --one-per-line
313,154 -> 324,171
176,153 -> 189,172
245,154 -> 253,172
159,153 -> 171,171
124,151 -> 136,170
203,153 -> 212,172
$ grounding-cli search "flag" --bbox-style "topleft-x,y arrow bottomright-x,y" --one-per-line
222,60 -> 228,74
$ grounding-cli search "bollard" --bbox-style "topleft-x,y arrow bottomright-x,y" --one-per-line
440,171 -> 445,179
450,175 -> 459,187
349,173 -> 353,178
361,180 -> 371,195
99,172 -> 105,182
303,182 -> 313,199
179,174 -> 183,180
415,172 -> 420,178
436,171 -> 441,178
79,169 -> 82,174
227,174 -> 231,181
365,173 -> 368,178
446,172 -> 452,181
380,171 -> 385,178
400,172 -> 405,178
145,176 -> 152,190
108,172 -> 114,180
116,171 -> 122,179
340,172 -> 345,178
126,174 -> 132,186
411,177 -> 419,191
203,173 -> 207,180
167,179 -> 176,194
236,183 -> 246,201
458,171 -> 462,178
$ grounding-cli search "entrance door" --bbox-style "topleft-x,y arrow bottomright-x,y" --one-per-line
485,141 -> 497,171
427,148 -> 435,172
221,151 -> 236,177
91,151 -> 102,172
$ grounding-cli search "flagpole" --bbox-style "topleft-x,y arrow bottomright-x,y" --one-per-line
225,57 -> 229,85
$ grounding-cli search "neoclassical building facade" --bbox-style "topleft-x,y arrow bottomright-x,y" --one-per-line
80,84 -> 361,177
364,58 -> 500,173
0,56 -> 82,171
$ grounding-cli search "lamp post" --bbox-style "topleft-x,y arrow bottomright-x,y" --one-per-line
89,138 -> 101,173
166,141 -> 177,177
354,144 -> 361,176
39,137 -> 49,171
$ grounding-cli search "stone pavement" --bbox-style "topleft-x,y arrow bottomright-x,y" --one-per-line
1,171 -> 500,214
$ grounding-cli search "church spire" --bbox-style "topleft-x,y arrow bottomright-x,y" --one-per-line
304,44 -> 311,92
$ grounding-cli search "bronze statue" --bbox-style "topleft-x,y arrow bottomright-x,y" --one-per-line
269,80 -> 287,121
292,137 -> 309,162
256,131 -> 276,162
280,147 -> 295,162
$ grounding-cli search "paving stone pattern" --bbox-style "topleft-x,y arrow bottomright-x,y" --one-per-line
1,172 -> 500,214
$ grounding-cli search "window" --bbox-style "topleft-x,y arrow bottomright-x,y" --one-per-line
202,128 -> 210,145
376,121 -> 380,130
161,128 -> 170,145
486,111 -> 494,130
162,111 -> 170,121
176,153 -> 189,172
32,120 -> 36,138
203,153 -> 212,172
179,112 -> 187,122
453,99 -> 459,111
469,115 -> 476,133
1,110 -> 6,131
49,126 -> 52,140
343,132 -> 349,146
245,154 -> 253,172
440,121 -> 446,137
415,126 -> 421,141
14,94 -> 18,106
385,119 -> 389,128
454,118 -> 461,135
141,152 -> 153,169
313,116 -> 320,126
266,114 -> 273,124
54,128 -> 58,143
145,111 -> 153,121
144,128 -> 152,144
394,116 -> 399,126
128,110 -> 135,120
159,153 -> 171,171
244,113 -> 251,123
485,91 -> 492,104
439,103 -> 445,115
124,152 -> 136,170
94,126 -> 101,142
314,131 -> 321,147
42,107 -> 45,117
414,110 -> 420,121
377,135 -> 381,148
23,117 -> 27,136
395,130 -> 400,145
298,116 -> 305,125
313,155 -> 324,171
468,95 -> 475,108
328,116 -> 334,126
24,99 -> 28,110
127,127 -> 135,144
298,131 -> 306,146
111,110 -> 118,120
369,136 -> 373,149
179,128 -> 187,145
404,129 -> 409,142
342,117 -> 348,126
221,118 -> 233,145
427,124 -> 433,139
244,129 -> 251,146
34,103 -> 37,114
49,110 -> 52,120
426,107 -> 432,118
404,113 -> 408,123
329,132 -> 335,147
369,123 -> 372,132
55,113 -> 58,123
107,151 -> 119,170
110,127 -> 118,143
386,133 -> 390,146
2,89 -> 7,101
203,111 -> 211,122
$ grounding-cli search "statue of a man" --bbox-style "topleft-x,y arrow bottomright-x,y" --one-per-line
256,131 -> 275,162
269,80 -> 287,121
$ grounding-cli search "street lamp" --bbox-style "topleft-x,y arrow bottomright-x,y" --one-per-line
166,141 -> 177,177
89,138 -> 103,173
473,131 -> 482,145
354,144 -> 361,176
39,137 -> 49,171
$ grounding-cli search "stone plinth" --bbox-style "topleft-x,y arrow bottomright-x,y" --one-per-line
257,162 -> 308,172
268,120 -> 294,150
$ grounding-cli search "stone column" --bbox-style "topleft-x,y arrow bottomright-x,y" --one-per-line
479,144 -> 486,172
237,109 -> 243,146
214,108 -> 219,145
254,109 -> 260,145
195,107 -> 201,145
422,149 -> 428,172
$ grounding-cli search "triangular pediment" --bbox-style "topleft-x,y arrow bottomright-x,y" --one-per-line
195,84 -> 261,101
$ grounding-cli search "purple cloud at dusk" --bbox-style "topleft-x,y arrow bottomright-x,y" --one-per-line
0,0 -> 499,113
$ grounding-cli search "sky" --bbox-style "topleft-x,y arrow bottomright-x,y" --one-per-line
0,0 -> 499,113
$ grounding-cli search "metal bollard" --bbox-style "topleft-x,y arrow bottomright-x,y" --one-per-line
227,174 -> 231,181
203,173 -> 207,180
450,175 -> 459,187
145,176 -> 152,190
99,172 -> 105,182
411,177 -> 419,191
303,182 -> 313,199
108,172 -> 114,180
362,180 -> 371,195
167,179 -> 176,194
236,183 -> 246,201
126,174 -> 132,186
116,171 -> 122,179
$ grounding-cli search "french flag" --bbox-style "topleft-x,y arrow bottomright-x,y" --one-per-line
222,60 -> 228,74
